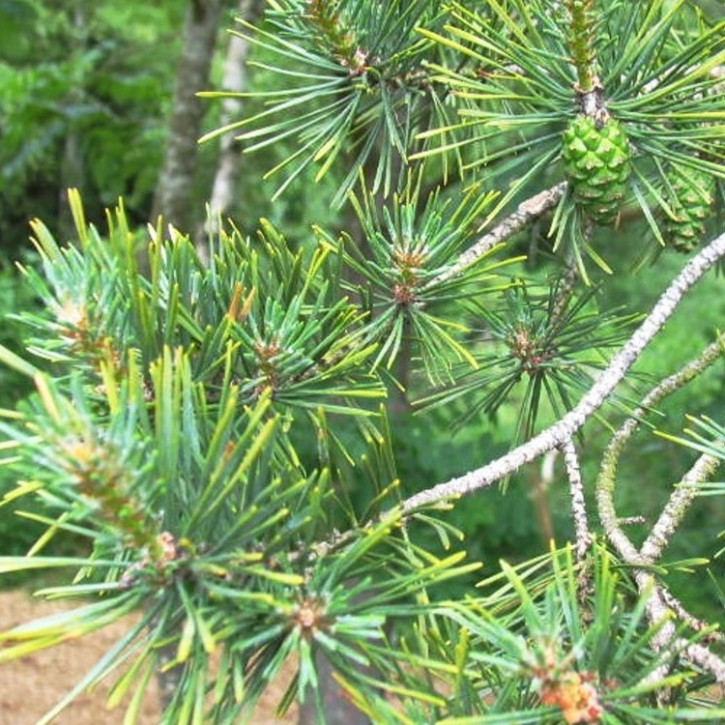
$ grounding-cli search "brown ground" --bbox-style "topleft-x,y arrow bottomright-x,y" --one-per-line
0,589 -> 297,725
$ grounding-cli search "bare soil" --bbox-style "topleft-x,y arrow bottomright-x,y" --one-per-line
0,589 -> 297,725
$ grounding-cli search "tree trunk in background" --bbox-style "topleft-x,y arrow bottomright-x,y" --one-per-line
299,580 -> 376,725
152,0 -> 224,233
58,123 -> 84,239
298,652 -> 375,725
196,0 -> 263,253
58,3 -> 86,240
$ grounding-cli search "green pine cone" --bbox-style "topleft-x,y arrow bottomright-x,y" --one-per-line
664,165 -> 714,253
562,115 -> 631,225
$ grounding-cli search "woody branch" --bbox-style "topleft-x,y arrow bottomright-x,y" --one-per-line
402,228 -> 725,512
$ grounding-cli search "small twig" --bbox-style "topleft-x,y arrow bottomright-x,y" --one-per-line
618,516 -> 645,526
593,335 -> 725,689
637,571 -> 725,687
550,256 -> 580,326
658,586 -> 725,645
434,182 -> 567,285
640,451 -> 721,565
561,438 -> 592,566
597,335 -> 725,565
401,230 -> 725,513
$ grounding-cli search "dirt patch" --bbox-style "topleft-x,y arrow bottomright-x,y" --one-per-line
0,589 -> 297,724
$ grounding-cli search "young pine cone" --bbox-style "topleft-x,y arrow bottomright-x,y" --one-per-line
664,165 -> 715,253
562,114 -> 631,225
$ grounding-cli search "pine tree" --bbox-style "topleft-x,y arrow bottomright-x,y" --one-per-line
1,1 -> 725,723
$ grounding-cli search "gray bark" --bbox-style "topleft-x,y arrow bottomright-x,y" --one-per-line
152,0 -> 225,233
197,0 -> 263,252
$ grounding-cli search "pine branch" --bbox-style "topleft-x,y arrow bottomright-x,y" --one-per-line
592,335 -> 725,687
658,586 -> 725,645
674,637 -> 725,685
434,182 -> 567,285
401,229 -> 725,513
596,514 -> 725,685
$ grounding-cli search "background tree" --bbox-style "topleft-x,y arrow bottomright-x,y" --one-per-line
151,0 -> 226,232
0,0 -> 184,245
200,0 -> 264,246
1,1 -> 725,724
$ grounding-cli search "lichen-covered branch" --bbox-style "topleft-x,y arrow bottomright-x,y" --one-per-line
676,637 -> 725,685
597,335 -> 724,565
658,586 -> 725,645
561,438 -> 591,565
593,334 -> 725,687
636,571 -> 725,687
640,451 -> 721,564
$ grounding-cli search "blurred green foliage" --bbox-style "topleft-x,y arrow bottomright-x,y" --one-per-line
692,0 -> 725,21
0,0 -> 347,255
0,0 -> 184,246
0,262 -> 36,403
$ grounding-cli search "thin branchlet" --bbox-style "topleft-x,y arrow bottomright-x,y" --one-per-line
597,335 -> 725,564
434,183 -> 567,285
593,335 -> 725,686
561,438 -> 592,566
